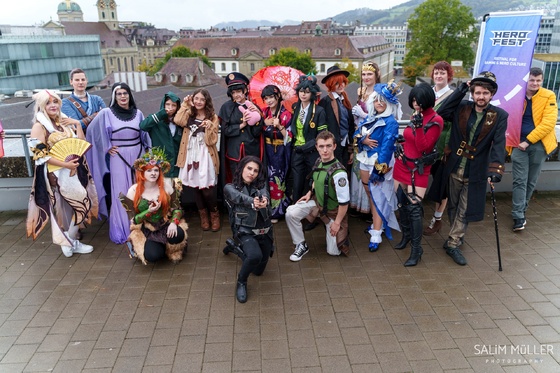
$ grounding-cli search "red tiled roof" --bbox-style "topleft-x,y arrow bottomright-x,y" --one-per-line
61,21 -> 133,49
174,35 -> 392,60
145,57 -> 223,88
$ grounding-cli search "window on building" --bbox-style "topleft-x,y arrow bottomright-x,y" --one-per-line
0,61 -> 19,77
250,63 -> 255,71
185,73 -> 193,84
231,48 -> 238,56
232,63 -> 237,71
305,48 -> 311,54
221,63 -> 226,71
117,58 -> 121,71
57,71 -> 70,86
334,48 -> 341,56
211,62 -> 215,70
124,58 -> 128,71
269,48 -> 276,56
170,73 -> 178,83
200,48 -> 206,55
131,57 -> 134,69
320,64 -> 325,73
102,11 -> 105,18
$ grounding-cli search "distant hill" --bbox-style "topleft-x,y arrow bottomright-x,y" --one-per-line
214,0 -> 556,30
213,20 -> 298,29
331,0 -> 555,25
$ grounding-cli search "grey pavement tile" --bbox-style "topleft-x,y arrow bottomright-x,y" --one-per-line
0,198 -> 559,372
1,343 -> 38,364
52,358 -> 86,372
37,333 -> 72,353
24,351 -> 61,372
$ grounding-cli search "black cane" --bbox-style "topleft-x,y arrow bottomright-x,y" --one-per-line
489,180 -> 503,271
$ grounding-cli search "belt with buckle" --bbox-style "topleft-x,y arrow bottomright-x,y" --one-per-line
251,227 -> 271,235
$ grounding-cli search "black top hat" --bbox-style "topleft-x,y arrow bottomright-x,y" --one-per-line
471,71 -> 498,90
225,72 -> 250,87
321,66 -> 350,84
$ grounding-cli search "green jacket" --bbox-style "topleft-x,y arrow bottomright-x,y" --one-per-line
140,92 -> 183,177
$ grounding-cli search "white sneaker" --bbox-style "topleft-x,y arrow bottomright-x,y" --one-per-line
61,245 -> 74,257
73,240 -> 94,254
289,242 -> 309,262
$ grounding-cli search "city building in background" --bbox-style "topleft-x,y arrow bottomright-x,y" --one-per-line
173,35 -> 395,82
0,34 -> 103,95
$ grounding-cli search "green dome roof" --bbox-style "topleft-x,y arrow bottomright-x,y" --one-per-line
57,1 -> 82,12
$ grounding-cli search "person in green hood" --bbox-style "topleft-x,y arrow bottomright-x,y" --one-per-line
140,92 -> 183,179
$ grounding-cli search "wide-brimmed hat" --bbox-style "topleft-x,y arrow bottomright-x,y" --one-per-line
225,72 -> 250,87
471,71 -> 498,90
321,66 -> 350,84
374,80 -> 402,105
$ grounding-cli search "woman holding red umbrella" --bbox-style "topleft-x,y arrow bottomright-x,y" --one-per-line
261,85 -> 292,223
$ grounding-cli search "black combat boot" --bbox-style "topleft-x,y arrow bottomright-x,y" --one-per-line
236,281 -> 247,303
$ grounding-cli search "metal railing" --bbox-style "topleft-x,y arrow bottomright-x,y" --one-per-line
3,129 -> 33,177
2,121 -> 560,179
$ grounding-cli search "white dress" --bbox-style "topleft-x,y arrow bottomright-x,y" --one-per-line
179,118 -> 216,188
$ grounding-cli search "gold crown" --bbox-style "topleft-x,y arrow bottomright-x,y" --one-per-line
362,63 -> 376,72
385,79 -> 402,96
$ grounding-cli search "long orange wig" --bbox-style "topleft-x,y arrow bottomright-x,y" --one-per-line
133,165 -> 170,215
324,74 -> 351,110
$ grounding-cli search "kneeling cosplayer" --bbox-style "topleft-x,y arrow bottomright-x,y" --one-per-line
223,156 -> 274,303
121,149 -> 188,264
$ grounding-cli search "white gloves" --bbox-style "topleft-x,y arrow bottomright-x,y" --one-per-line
352,104 -> 367,119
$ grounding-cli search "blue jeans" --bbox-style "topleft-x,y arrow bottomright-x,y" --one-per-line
511,142 -> 547,220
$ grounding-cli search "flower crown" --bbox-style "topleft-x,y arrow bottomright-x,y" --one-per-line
133,147 -> 171,174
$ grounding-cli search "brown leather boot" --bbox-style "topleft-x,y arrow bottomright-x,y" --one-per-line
423,216 -> 441,236
210,209 -> 221,232
199,209 -> 210,231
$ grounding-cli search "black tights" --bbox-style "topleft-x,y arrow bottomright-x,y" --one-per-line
182,186 -> 218,212
237,234 -> 273,283
144,227 -> 185,263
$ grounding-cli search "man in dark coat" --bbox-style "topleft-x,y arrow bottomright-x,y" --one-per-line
290,75 -> 328,202
437,71 -> 508,266
219,72 -> 263,179
318,66 -> 355,167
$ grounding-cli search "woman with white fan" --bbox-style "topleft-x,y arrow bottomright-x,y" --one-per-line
27,90 -> 98,257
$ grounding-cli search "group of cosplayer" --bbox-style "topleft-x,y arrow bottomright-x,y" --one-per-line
25,61 -> 486,303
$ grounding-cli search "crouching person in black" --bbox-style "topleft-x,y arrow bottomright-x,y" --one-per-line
223,156 -> 273,303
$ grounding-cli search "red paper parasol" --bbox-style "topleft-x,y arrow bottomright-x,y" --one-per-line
248,66 -> 304,113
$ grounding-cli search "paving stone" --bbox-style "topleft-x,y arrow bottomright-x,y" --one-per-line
0,202 -> 558,371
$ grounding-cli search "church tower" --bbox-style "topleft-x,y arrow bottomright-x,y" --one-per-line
57,0 -> 84,22
97,0 -> 119,30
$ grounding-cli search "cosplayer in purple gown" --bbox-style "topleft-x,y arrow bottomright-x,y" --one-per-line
86,82 -> 150,244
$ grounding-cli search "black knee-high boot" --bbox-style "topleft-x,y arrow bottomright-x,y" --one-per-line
394,204 -> 411,250
404,203 -> 424,266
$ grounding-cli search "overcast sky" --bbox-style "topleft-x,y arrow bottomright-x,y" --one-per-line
2,0 -> 410,31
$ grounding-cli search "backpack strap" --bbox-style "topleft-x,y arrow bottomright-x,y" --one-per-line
67,97 -> 88,118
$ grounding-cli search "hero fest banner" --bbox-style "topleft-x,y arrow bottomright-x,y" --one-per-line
473,11 -> 543,147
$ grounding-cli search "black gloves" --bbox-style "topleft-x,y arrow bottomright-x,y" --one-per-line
488,173 -> 502,183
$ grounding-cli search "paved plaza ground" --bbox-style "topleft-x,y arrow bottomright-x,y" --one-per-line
0,191 -> 560,372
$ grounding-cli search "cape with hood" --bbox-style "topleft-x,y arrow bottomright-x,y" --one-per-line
139,91 -> 182,178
